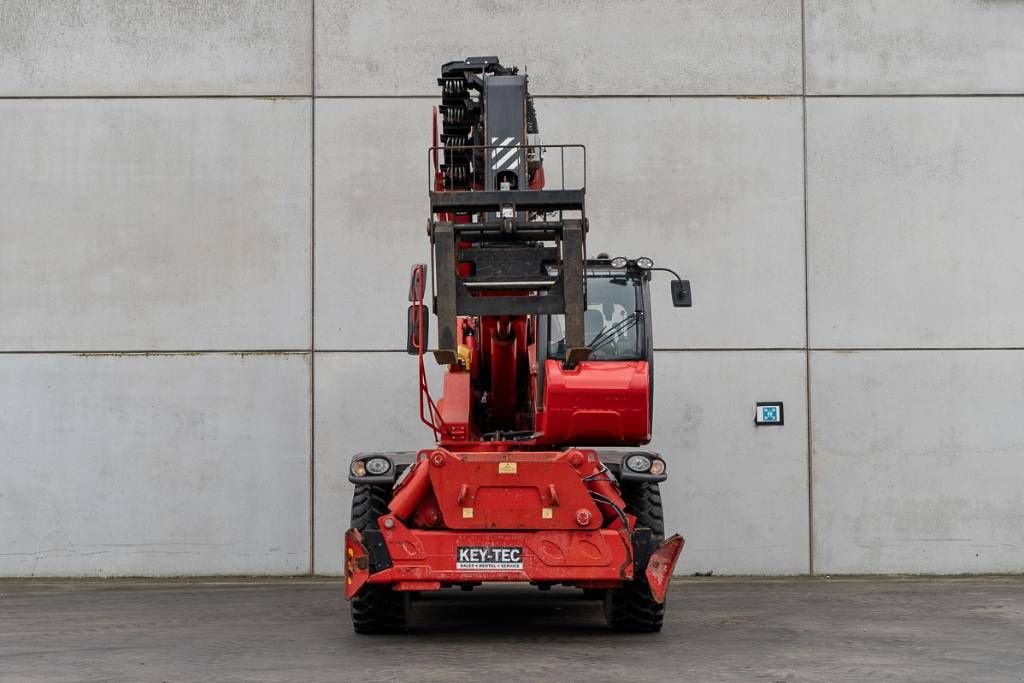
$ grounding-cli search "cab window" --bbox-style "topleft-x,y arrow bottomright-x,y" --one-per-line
548,275 -> 643,361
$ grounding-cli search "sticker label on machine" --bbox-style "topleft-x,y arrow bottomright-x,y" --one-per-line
456,546 -> 523,570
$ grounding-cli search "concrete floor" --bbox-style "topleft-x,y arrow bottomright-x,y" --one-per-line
1,578 -> 1022,682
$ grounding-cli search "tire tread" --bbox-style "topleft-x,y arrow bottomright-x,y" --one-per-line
350,483 -> 408,634
604,481 -> 667,633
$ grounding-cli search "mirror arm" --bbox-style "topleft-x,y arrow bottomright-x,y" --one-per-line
645,266 -> 684,281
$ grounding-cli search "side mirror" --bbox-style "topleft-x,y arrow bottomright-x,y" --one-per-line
407,304 -> 430,355
408,263 -> 427,302
671,280 -> 692,307
407,263 -> 429,355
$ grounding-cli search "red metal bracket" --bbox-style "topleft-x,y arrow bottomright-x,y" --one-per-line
645,534 -> 685,604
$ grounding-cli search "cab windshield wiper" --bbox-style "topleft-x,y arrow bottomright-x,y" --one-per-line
588,312 -> 641,354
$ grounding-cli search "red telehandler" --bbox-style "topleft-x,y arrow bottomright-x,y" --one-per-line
344,57 -> 692,633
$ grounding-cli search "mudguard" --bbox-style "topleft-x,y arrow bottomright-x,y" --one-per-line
645,534 -> 685,604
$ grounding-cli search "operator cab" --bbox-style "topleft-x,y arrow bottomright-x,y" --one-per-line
532,256 -> 689,447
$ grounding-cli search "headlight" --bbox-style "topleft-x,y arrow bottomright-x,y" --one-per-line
610,256 -> 628,268
365,457 -> 391,475
636,256 -> 654,269
649,458 -> 665,476
350,460 -> 366,477
625,454 -> 652,473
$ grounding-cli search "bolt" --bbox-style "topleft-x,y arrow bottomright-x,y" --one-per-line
425,509 -> 441,526
431,451 -> 446,467
575,509 -> 591,526
383,517 -> 395,529
569,451 -> 583,466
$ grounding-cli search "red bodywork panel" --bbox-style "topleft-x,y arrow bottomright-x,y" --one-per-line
426,452 -> 604,530
390,449 -> 628,530
537,360 -> 650,446
348,447 -> 641,594
437,371 -> 471,441
345,514 -> 685,599
366,518 -> 634,590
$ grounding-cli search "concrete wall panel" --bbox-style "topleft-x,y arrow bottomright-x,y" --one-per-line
806,0 -> 1024,95
544,98 -> 805,349
0,0 -> 311,96
651,351 -> 809,575
313,352 -> 443,574
0,99 -> 311,351
313,99 -> 433,351
0,353 -> 310,576
316,97 -> 805,350
315,0 -> 802,96
811,351 -> 1024,574
807,98 -> 1024,349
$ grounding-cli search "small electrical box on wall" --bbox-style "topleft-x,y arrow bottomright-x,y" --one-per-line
755,402 -> 784,426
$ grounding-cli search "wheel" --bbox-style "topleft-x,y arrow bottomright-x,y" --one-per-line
604,481 -> 666,633
350,483 -> 409,634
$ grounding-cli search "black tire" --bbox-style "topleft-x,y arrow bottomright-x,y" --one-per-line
604,481 -> 666,633
350,484 -> 409,634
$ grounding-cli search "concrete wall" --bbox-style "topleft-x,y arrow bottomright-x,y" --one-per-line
1,0 -> 1022,576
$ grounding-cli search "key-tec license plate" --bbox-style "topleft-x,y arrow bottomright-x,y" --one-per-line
456,546 -> 523,570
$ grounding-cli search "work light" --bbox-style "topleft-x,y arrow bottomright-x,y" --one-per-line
625,454 -> 652,473
365,457 -> 391,476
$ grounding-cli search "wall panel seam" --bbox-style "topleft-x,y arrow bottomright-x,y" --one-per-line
309,0 -> 317,577
296,350 -> 1024,356
806,93 -> 1024,98
310,94 -> 803,100
0,350 -> 313,355
310,348 -> 813,354
5,94 -> 1019,101
0,95 -> 313,100
801,0 -> 814,576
